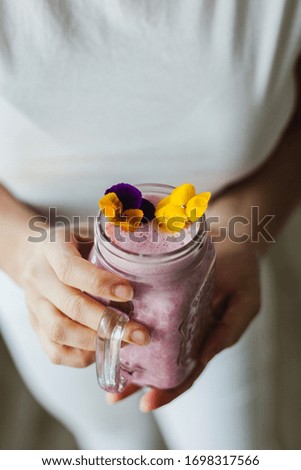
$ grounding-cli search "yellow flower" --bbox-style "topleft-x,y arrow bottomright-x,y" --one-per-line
156,204 -> 187,232
155,184 -> 211,232
170,183 -> 196,207
186,192 -> 211,222
98,192 -> 122,220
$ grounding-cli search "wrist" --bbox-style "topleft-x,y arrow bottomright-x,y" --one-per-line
0,185 -> 48,285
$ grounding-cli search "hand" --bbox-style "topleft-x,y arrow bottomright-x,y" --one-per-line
22,226 -> 150,368
107,187 -> 261,411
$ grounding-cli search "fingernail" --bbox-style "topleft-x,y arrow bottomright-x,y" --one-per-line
130,329 -> 151,346
114,284 -> 134,300
139,398 -> 150,413
105,393 -> 118,405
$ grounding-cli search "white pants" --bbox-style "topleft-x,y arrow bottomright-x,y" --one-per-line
0,242 -> 298,450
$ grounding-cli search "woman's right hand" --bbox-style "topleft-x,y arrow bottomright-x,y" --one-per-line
21,226 -> 150,368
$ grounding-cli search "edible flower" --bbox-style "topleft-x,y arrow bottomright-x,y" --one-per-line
98,192 -> 122,220
99,183 -> 155,232
155,183 -> 211,232
105,183 -> 142,211
117,209 -> 144,232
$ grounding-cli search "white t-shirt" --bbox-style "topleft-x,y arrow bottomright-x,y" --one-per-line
1,0 -> 301,450
0,0 -> 301,217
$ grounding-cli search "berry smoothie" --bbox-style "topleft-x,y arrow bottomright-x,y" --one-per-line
91,184 -> 215,390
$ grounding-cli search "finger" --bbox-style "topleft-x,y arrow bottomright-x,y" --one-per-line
211,291 -> 227,315
28,295 -> 97,351
45,243 -> 134,301
36,270 -> 150,346
200,290 -> 260,365
105,384 -> 141,404
34,270 -> 105,331
39,331 -> 95,368
27,307 -> 39,332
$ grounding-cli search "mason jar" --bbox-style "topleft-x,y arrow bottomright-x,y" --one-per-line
89,183 -> 215,392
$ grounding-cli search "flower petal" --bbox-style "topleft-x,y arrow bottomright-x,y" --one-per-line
155,195 -> 171,212
185,192 -> 211,222
156,204 -> 187,232
118,209 -> 144,232
170,183 -> 196,207
140,198 -> 156,223
98,192 -> 122,219
105,183 -> 142,211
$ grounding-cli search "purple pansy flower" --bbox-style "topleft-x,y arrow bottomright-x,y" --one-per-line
105,183 -> 142,211
140,198 -> 155,223
104,182 -> 156,223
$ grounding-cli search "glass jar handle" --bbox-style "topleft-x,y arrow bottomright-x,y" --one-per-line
96,308 -> 129,393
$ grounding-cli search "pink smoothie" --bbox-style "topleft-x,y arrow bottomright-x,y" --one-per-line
91,191 -> 215,389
